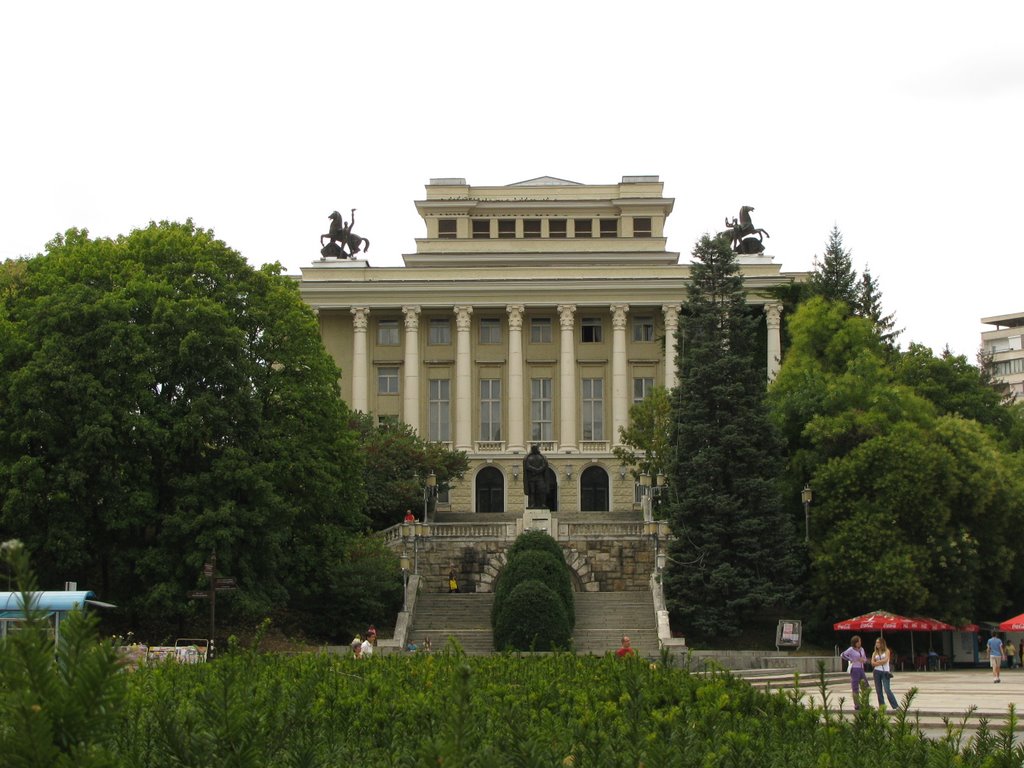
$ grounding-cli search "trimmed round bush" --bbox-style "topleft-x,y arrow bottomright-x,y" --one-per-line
505,530 -> 565,563
492,549 -> 574,630
493,579 -> 572,651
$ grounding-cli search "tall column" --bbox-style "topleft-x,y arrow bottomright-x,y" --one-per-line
662,304 -> 682,390
557,304 -> 577,452
402,305 -> 421,433
506,304 -> 525,453
350,306 -> 370,412
764,303 -> 783,383
610,304 -> 630,447
454,305 -> 474,451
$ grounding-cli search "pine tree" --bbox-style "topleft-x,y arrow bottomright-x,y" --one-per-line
857,264 -> 900,348
663,235 -> 798,638
808,226 -> 859,308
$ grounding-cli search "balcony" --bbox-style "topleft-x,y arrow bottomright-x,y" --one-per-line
578,440 -> 610,452
474,441 -> 505,453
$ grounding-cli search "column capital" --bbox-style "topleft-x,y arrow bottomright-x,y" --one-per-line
763,303 -> 783,328
454,305 -> 474,330
610,303 -> 630,330
662,304 -> 681,325
402,305 -> 422,329
557,304 -> 577,329
351,306 -> 370,330
506,304 -> 525,330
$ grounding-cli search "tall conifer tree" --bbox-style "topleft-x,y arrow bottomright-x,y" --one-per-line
663,234 -> 798,638
808,225 -> 859,307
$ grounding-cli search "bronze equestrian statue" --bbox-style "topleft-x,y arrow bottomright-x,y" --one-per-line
717,206 -> 770,254
321,208 -> 371,259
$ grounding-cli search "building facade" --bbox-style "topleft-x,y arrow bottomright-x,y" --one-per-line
982,311 -> 1024,397
298,176 -> 805,515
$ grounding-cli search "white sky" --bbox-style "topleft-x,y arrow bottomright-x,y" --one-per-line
2,2 -> 1022,359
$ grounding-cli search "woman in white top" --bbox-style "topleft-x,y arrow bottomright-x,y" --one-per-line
871,637 -> 899,710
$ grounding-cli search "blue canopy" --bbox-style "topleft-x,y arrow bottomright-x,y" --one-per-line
0,591 -> 99,619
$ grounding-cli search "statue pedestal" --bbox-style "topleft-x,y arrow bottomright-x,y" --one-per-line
522,507 -> 553,535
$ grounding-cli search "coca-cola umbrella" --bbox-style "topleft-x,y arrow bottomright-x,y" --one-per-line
999,612 -> 1024,631
833,610 -> 934,656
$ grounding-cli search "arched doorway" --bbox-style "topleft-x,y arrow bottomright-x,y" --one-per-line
476,466 -> 505,513
580,466 -> 609,512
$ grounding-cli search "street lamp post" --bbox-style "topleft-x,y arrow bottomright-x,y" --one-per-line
423,471 -> 437,525
801,484 -> 813,543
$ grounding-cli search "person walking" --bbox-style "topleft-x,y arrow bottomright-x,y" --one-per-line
1004,638 -> 1016,670
448,564 -> 460,593
987,633 -> 1004,683
840,635 -> 869,708
871,637 -> 899,710
615,635 -> 636,657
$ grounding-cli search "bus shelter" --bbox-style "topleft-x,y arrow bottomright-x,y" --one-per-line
0,591 -> 115,645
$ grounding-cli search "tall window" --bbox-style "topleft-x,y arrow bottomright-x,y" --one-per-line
633,377 -> 654,403
574,219 -> 592,238
581,317 -> 603,343
480,379 -> 502,440
428,378 -> 451,442
377,319 -> 399,346
632,316 -> 654,342
498,219 -> 516,238
438,219 -> 457,239
530,317 -> 552,344
581,378 -> 604,440
428,318 -> 451,345
531,378 -> 553,442
599,218 -> 618,238
378,366 -> 399,394
480,318 -> 501,344
472,219 -> 490,238
633,217 -> 652,237
549,219 -> 567,238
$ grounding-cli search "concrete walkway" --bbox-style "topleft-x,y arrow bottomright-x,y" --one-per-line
787,668 -> 1024,736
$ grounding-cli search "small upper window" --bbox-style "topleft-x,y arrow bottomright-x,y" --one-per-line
438,219 -> 457,239
523,219 -> 541,238
472,219 -> 490,239
429,318 -> 451,345
480,318 -> 501,344
530,317 -> 552,344
632,317 -> 654,342
599,219 -> 618,238
378,320 -> 399,346
549,219 -> 567,238
574,219 -> 592,238
633,217 -> 652,237
498,219 -> 516,239
581,317 -> 603,343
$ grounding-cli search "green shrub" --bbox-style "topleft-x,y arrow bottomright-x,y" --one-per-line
493,580 -> 571,651
492,549 -> 574,629
505,530 -> 565,563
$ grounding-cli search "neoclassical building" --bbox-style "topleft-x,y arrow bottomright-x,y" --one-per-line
299,176 -> 803,516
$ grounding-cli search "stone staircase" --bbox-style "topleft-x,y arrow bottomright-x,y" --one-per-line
406,588 -> 659,657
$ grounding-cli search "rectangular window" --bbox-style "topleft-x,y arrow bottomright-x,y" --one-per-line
581,378 -> 604,440
633,377 -> 654,403
497,219 -> 516,238
377,320 -> 399,346
480,318 -> 501,345
472,219 -> 490,239
523,219 -> 541,238
378,366 -> 399,394
480,379 -> 502,440
633,217 -> 652,237
428,318 -> 451,345
531,378 -> 553,442
438,219 -> 457,239
581,317 -> 603,343
632,316 -> 654,342
574,219 -> 592,238
530,317 -> 552,344
548,219 -> 567,238
428,379 -> 451,442
599,218 -> 618,238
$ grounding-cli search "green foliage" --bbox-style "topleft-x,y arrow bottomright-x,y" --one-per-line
0,222 -> 368,637
613,385 -> 673,490
505,529 -> 566,563
664,235 -> 798,638
346,412 -> 469,529
0,541 -> 127,767
492,547 -> 574,630
493,580 -> 571,651
808,225 -> 859,308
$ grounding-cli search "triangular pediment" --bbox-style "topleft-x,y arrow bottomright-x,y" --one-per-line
507,176 -> 582,187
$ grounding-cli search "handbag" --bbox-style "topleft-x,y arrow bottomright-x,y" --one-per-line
886,671 -> 894,679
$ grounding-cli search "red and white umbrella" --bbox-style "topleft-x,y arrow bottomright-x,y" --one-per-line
999,612 -> 1024,632
833,610 -> 932,632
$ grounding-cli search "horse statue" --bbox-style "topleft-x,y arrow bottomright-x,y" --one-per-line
320,209 -> 371,259
716,206 -> 770,254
